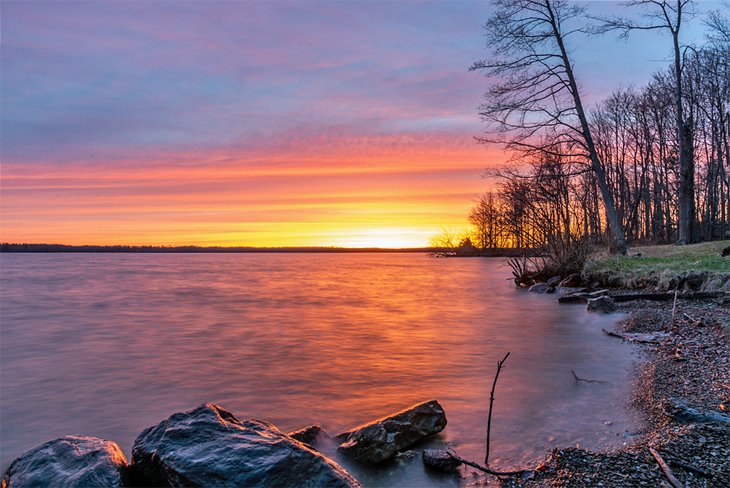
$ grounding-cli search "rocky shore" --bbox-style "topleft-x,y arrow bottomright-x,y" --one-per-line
1,400 -> 448,488
506,293 -> 730,487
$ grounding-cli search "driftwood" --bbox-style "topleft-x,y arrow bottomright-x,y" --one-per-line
486,352 -> 510,465
649,448 -> 683,488
611,291 -> 726,303
446,450 -> 529,477
601,328 -> 667,344
663,398 -> 730,425
571,370 -> 609,384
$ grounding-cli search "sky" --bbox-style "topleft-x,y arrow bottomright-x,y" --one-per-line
0,0 -> 720,247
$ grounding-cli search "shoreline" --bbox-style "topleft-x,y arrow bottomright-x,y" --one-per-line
510,293 -> 730,487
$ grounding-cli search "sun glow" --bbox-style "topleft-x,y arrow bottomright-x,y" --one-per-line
319,228 -> 435,249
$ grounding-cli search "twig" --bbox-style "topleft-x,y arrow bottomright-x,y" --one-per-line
446,450 -> 527,477
486,352 -> 510,465
671,289 -> 679,326
571,370 -> 610,384
649,447 -> 683,488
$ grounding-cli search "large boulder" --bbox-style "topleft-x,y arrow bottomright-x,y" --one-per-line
337,400 -> 447,464
2,435 -> 127,488
130,403 -> 360,488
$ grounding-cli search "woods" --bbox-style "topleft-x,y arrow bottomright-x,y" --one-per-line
467,1 -> 730,254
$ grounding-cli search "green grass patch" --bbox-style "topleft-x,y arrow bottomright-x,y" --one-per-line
584,240 -> 730,290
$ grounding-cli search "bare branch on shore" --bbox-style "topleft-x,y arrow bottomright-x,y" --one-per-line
649,447 -> 683,488
486,352 -> 510,465
446,450 -> 529,477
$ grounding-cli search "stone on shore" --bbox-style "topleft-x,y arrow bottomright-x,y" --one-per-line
422,449 -> 462,472
528,283 -> 553,294
1,435 -> 127,488
559,273 -> 582,288
586,296 -> 617,313
337,400 -> 447,464
288,424 -> 328,446
130,403 -> 360,488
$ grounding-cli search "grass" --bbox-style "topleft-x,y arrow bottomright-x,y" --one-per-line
583,240 -> 730,290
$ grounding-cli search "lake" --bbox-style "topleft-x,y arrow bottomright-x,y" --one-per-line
0,253 -> 641,486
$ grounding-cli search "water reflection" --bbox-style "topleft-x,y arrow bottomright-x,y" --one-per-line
0,253 -> 640,486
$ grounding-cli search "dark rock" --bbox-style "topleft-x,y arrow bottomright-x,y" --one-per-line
288,425 -> 328,446
337,400 -> 447,464
422,449 -> 462,472
586,296 -> 617,313
131,403 -> 360,488
547,275 -> 562,286
559,273 -> 582,288
721,245 -> 730,257
528,283 -> 553,294
2,435 -> 127,488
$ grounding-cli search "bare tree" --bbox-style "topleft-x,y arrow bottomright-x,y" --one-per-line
471,0 -> 627,254
595,0 -> 697,243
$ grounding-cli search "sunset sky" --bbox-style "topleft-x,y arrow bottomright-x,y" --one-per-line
0,1 -> 718,247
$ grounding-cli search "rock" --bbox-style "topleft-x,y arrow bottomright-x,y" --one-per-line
721,245 -> 730,257
337,400 -> 447,464
547,275 -> 562,286
586,296 -> 617,313
422,449 -> 462,472
528,283 -> 553,294
130,403 -> 360,488
288,424 -> 328,446
559,273 -> 582,288
1,435 -> 127,488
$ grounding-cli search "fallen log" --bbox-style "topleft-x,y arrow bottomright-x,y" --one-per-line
611,291 -> 726,303
557,294 -> 588,304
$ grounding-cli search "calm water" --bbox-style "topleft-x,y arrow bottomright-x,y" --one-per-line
0,253 -> 640,486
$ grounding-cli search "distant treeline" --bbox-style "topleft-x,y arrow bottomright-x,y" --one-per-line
0,243 -> 535,257
0,243 -> 428,253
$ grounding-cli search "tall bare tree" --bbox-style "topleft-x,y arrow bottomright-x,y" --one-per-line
595,0 -> 697,243
471,0 -> 627,253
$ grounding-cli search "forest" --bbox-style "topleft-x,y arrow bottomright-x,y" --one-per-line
460,1 -> 729,255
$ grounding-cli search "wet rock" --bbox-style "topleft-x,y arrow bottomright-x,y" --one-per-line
559,273 -> 582,288
529,283 -> 553,294
422,449 -> 462,472
131,403 -> 360,488
337,400 -> 447,464
288,424 -> 328,446
587,296 -> 617,313
1,435 -> 127,488
547,275 -> 562,286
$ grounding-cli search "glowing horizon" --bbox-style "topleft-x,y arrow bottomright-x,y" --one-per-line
0,1 -> 718,248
